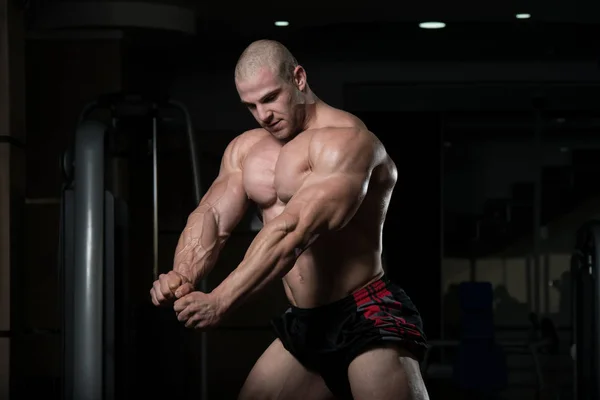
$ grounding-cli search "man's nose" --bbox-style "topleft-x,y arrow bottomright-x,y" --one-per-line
257,105 -> 273,124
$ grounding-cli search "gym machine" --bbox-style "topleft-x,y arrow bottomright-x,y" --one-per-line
58,94 -> 206,400
571,220 -> 600,400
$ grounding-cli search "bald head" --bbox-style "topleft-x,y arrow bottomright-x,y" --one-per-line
235,39 -> 298,84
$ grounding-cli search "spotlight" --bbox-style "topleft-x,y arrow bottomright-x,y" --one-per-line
516,13 -> 531,19
419,21 -> 446,29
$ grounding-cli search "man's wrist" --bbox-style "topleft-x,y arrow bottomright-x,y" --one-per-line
210,285 -> 232,317
173,269 -> 197,286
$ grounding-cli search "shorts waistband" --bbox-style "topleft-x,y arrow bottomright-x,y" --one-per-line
289,274 -> 393,316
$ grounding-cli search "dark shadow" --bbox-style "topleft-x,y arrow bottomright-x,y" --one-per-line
443,283 -> 462,339
493,285 -> 529,325
549,270 -> 572,326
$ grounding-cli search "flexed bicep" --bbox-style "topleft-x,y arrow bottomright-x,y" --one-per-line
188,170 -> 249,239
279,127 -> 381,240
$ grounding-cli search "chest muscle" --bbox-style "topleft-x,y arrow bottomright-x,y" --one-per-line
242,137 -> 310,209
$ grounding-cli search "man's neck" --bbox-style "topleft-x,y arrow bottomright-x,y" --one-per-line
301,94 -> 324,130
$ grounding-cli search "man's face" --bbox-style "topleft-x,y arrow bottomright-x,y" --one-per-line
236,67 -> 303,141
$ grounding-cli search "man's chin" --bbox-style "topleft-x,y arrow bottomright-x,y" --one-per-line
271,130 -> 289,140
264,125 -> 296,141
264,125 -> 285,137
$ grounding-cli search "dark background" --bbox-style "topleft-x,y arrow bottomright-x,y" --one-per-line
2,0 -> 600,398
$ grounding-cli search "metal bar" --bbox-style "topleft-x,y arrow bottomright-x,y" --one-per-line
529,344 -> 544,390
593,225 -> 600,400
104,192 -> 116,400
168,100 -> 203,205
543,253 -> 550,315
152,114 -> 159,281
25,197 -> 61,205
571,247 -> 581,400
439,112 -> 447,365
532,108 -> 543,315
526,255 -> 533,312
72,120 -> 106,400
168,100 -> 207,400
62,189 -> 75,400
439,112 -> 445,342
115,198 -> 130,397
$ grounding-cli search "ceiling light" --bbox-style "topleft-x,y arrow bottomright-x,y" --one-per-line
515,13 -> 531,19
419,21 -> 446,29
274,21 -> 289,27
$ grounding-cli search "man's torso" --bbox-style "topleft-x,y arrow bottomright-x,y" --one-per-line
238,108 -> 396,308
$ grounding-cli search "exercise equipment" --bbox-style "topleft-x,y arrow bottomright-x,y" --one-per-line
58,94 -> 205,400
571,220 -> 600,400
422,287 -> 561,398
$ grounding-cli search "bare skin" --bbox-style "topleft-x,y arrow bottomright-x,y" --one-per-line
150,43 -> 429,400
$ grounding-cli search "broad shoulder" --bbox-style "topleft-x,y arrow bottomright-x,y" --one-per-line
306,106 -> 373,151
309,127 -> 380,158
307,127 -> 384,171
223,128 -> 271,169
235,128 -> 271,150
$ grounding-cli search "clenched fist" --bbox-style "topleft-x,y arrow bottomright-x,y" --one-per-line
150,271 -> 195,306
174,291 -> 224,330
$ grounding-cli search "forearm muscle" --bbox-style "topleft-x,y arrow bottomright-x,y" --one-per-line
212,216 -> 306,311
173,205 -> 228,285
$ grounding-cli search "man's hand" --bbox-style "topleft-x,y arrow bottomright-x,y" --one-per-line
150,271 -> 195,306
173,291 -> 224,329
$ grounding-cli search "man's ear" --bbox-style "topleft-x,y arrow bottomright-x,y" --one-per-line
293,65 -> 307,91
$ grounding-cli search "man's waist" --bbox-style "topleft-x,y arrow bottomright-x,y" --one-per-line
284,269 -> 385,312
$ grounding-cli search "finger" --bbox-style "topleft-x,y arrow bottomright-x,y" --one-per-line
190,316 -> 211,330
175,282 -> 194,298
177,304 -> 195,322
159,275 -> 175,299
153,280 -> 167,304
177,309 -> 188,323
185,314 -> 200,329
173,294 -> 193,312
150,288 -> 159,306
167,271 -> 184,290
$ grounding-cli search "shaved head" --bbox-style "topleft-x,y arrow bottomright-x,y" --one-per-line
235,39 -> 313,141
235,39 -> 298,83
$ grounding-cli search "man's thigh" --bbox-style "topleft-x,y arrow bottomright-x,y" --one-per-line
348,344 -> 429,400
238,339 -> 335,400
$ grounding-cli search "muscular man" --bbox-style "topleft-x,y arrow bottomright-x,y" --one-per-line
150,39 -> 429,400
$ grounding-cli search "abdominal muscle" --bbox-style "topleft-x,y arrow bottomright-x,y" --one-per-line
260,204 -> 384,309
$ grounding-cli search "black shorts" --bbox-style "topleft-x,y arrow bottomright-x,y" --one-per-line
271,275 -> 428,399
